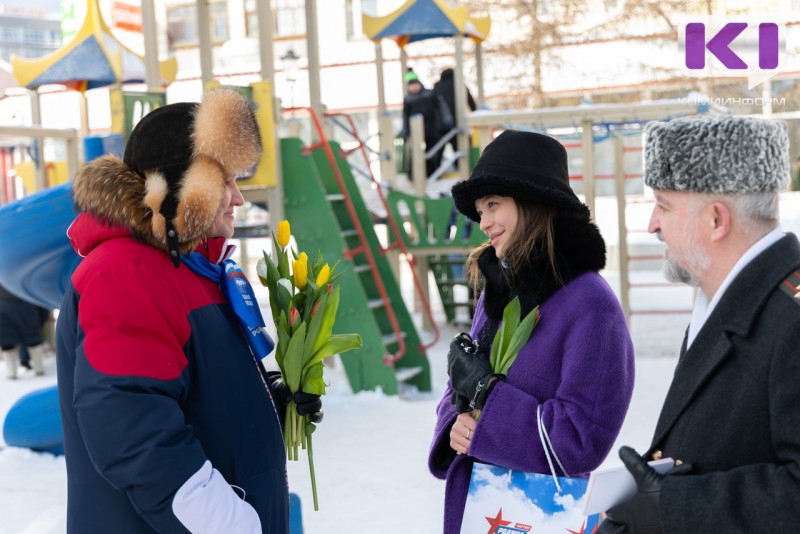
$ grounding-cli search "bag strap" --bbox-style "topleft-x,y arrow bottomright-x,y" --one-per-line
536,404 -> 571,492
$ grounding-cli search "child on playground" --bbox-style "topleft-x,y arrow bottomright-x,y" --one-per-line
427,130 -> 635,533
0,284 -> 49,378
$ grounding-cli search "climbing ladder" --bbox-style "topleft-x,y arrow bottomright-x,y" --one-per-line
428,254 -> 472,325
281,109 -> 434,394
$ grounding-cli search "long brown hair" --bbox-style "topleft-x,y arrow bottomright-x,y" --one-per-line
465,200 -> 561,292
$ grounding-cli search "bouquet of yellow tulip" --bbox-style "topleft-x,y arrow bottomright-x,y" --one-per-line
256,220 -> 362,510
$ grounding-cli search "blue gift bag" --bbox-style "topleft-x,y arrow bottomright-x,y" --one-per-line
460,406 -> 601,534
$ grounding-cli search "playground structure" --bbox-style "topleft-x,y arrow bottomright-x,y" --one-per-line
361,0 -> 492,186
0,0 -> 722,460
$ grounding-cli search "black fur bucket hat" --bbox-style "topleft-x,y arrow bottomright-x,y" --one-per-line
73,89 -> 262,266
452,130 -> 588,222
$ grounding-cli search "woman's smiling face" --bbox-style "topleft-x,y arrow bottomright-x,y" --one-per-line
475,195 -> 519,259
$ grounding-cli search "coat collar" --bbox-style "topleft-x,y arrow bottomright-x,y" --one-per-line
651,233 -> 800,449
478,210 -> 606,322
68,212 -> 226,263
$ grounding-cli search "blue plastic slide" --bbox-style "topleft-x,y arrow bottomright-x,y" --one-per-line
0,182 -> 79,309
2,386 -> 63,455
0,184 -> 76,454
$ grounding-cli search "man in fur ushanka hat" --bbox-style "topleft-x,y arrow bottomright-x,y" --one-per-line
57,90 -> 319,534
599,115 -> 800,534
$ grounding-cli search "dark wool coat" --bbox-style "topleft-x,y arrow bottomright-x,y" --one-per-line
428,214 -> 635,534
649,232 -> 800,533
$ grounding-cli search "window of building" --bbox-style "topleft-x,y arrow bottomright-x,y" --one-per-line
274,0 -> 305,37
23,28 -> 45,45
244,0 -> 306,38
2,27 -> 22,42
167,2 -> 228,48
345,0 -> 376,41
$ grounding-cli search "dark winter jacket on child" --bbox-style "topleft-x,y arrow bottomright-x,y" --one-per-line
402,87 -> 454,141
433,67 -> 477,121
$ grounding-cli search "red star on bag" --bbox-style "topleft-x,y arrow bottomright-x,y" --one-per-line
485,508 -> 512,534
566,519 -> 600,534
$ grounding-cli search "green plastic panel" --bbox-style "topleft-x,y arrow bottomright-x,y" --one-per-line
309,142 -> 431,392
281,138 -> 431,394
123,92 -> 166,141
384,191 -> 486,250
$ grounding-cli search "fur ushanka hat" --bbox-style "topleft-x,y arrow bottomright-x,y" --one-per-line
644,115 -> 790,194
73,89 -> 262,266
451,130 -> 588,222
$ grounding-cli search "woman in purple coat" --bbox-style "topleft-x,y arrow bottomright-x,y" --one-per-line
428,130 -> 635,533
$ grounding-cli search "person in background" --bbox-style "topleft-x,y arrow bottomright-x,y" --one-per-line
0,284 -> 49,378
599,115 -> 800,533
433,67 -> 477,155
791,155 -> 800,191
56,90 -> 321,534
401,68 -> 454,178
428,130 -> 635,534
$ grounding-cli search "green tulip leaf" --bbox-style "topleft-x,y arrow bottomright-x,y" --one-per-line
304,333 -> 362,372
496,297 -> 522,372
311,285 -> 341,355
283,322 -> 308,392
302,363 -> 326,395
498,305 -> 541,375
303,293 -> 329,367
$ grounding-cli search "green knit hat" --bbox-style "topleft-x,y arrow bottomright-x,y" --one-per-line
404,70 -> 419,83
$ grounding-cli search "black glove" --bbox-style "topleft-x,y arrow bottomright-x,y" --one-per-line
598,447 -> 691,534
268,372 -> 324,424
447,333 -> 503,412
450,391 -> 470,413
294,391 -> 323,423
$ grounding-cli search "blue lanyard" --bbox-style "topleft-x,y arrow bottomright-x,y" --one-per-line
181,252 -> 275,360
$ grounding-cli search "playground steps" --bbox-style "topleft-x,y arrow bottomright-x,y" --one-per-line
427,254 -> 474,325
384,190 -> 486,328
281,138 -> 430,395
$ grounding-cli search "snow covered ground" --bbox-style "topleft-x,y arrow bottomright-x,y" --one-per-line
1,192 -> 798,533
0,319 -> 680,534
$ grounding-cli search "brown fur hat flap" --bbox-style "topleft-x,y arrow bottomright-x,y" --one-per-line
193,89 -> 262,176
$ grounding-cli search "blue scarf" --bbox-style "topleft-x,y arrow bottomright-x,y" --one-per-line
181,252 -> 275,359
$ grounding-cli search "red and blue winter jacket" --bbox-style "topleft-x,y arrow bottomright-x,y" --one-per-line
56,213 -> 288,533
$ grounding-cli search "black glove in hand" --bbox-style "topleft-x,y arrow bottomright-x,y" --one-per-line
294,391 -> 323,423
268,372 -> 293,406
268,373 -> 324,424
598,447 -> 668,534
450,391 -> 470,414
447,333 -> 503,412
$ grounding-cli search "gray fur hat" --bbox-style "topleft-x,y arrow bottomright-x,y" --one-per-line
644,115 -> 790,194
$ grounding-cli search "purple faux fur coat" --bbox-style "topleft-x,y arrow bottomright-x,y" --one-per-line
428,271 -> 634,533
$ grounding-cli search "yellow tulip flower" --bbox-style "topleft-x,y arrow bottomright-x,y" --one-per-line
315,263 -> 330,286
293,252 -> 308,289
277,220 -> 291,249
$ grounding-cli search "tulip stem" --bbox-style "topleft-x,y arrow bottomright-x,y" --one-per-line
307,433 -> 318,511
